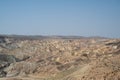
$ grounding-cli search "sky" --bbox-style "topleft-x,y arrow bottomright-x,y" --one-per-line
0,0 -> 120,38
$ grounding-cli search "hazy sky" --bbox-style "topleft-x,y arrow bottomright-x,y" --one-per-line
0,0 -> 120,38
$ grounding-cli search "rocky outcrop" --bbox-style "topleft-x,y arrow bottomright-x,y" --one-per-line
0,54 -> 18,78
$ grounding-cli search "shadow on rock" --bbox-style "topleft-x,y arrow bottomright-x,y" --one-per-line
0,54 -> 20,78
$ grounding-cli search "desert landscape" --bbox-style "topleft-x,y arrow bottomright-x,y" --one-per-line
0,0 -> 120,80
0,35 -> 120,80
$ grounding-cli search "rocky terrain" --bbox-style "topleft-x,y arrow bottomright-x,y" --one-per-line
0,35 -> 120,80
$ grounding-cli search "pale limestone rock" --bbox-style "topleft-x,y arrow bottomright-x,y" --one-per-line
113,46 -> 118,49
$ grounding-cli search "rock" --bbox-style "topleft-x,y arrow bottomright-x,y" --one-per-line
4,38 -> 12,44
6,71 -> 19,77
113,46 -> 118,49
5,62 -> 37,77
0,54 -> 16,63
71,52 -> 79,56
0,60 -> 9,69
56,57 -> 60,62
0,71 -> 7,78
0,54 -> 18,78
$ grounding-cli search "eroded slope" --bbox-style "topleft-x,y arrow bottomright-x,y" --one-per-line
0,36 -> 120,80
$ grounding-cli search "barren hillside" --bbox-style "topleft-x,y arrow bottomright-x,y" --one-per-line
0,35 -> 120,80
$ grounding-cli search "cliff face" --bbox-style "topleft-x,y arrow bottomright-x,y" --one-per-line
0,36 -> 120,80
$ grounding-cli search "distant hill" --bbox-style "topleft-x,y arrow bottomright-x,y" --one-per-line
0,34 -> 108,40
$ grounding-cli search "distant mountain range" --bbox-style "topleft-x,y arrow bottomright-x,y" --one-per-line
0,34 -> 109,40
